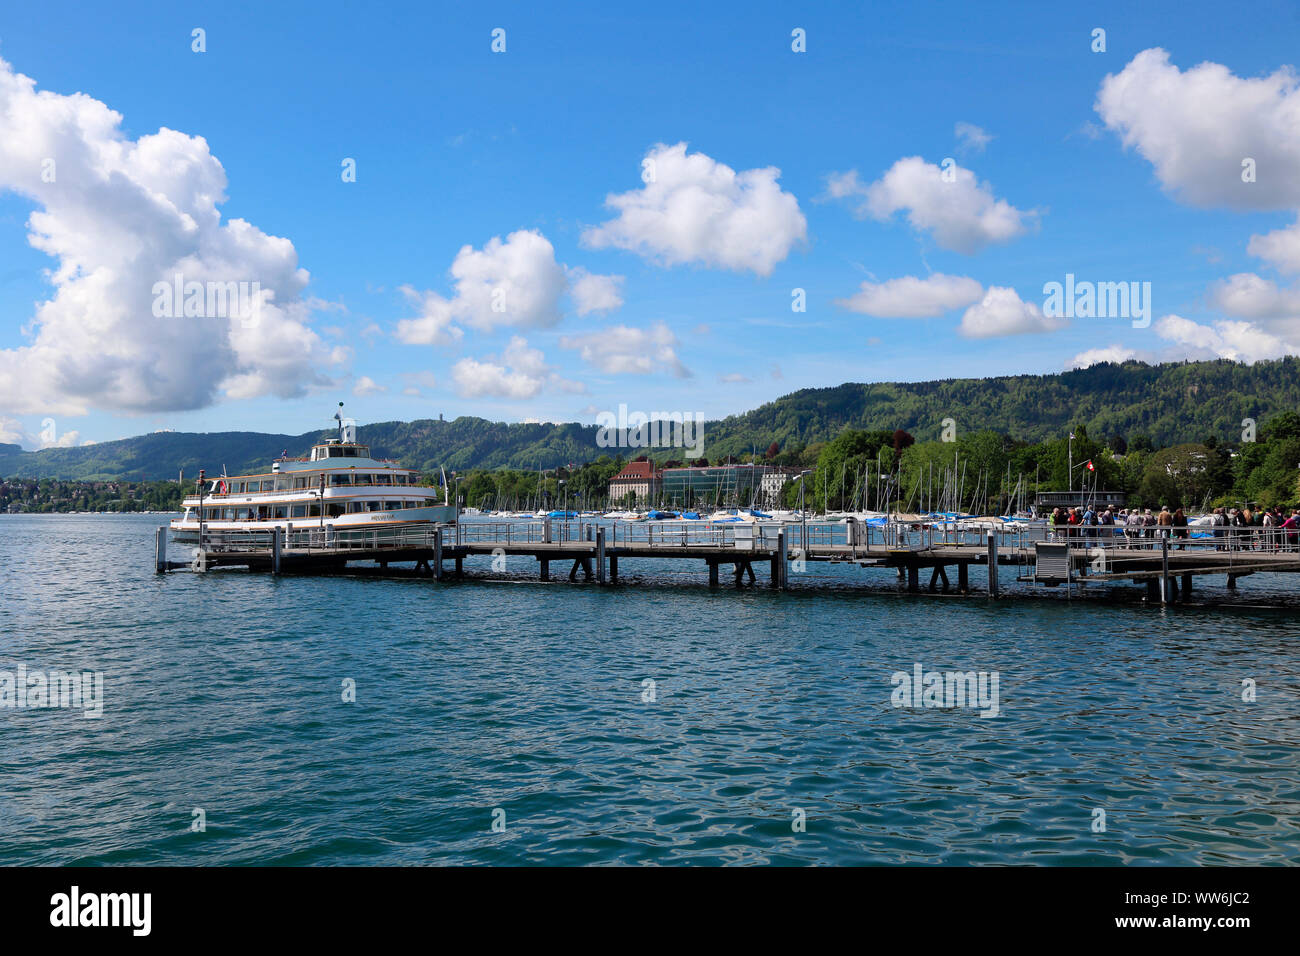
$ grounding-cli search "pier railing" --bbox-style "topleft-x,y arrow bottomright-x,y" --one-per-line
188,519 -> 1300,559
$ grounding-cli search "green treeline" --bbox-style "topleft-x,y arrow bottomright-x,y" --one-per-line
1,479 -> 185,513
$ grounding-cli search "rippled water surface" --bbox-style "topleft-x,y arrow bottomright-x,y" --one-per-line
2,514 -> 1298,865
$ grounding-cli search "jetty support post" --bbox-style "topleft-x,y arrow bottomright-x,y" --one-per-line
773,530 -> 787,590
543,518 -> 552,544
709,560 -> 719,588
986,530 -> 1000,597
155,526 -> 167,573
539,558 -> 549,581
272,527 -> 282,575
596,527 -> 606,584
1160,537 -> 1170,605
433,527 -> 444,581
609,555 -> 618,583
958,561 -> 968,593
1181,572 -> 1193,601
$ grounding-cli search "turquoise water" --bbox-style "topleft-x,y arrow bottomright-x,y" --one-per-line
1,513 -> 1298,865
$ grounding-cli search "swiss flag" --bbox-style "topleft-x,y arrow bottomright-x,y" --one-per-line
1085,460 -> 1095,472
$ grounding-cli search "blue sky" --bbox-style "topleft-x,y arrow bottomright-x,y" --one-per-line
3,0 -> 1300,447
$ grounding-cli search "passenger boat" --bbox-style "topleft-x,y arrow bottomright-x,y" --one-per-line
170,416 -> 457,543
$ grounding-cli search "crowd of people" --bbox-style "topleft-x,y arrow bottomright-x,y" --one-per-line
1047,504 -> 1300,551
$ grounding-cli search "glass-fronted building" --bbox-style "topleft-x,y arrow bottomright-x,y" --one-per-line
660,464 -> 769,508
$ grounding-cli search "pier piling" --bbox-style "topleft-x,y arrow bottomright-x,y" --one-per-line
1161,537 -> 1170,604
986,531 -> 999,597
596,527 -> 606,584
433,528 -> 443,581
155,526 -> 167,573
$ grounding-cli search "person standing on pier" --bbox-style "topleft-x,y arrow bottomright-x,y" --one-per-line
1125,507 -> 1144,547
1157,506 -> 1173,540
1281,510 -> 1299,552
1082,503 -> 1097,543
1262,508 -> 1277,551
1173,507 -> 1188,549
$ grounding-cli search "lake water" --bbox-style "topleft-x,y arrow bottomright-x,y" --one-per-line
2,513 -> 1298,865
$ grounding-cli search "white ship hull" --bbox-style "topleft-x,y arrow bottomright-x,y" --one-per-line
170,504 -> 457,543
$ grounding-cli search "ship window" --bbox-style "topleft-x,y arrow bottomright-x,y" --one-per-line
274,479 -> 289,491
353,474 -> 371,485
273,506 -> 287,519
374,473 -> 392,485
327,503 -> 346,517
223,508 -> 235,520
405,500 -> 419,509
347,502 -> 364,513
231,482 -> 244,494
291,505 -> 307,518
329,474 -> 350,486
236,508 -> 251,520
367,501 -> 383,512
344,447 -> 358,457
307,503 -> 320,517
207,508 -> 221,520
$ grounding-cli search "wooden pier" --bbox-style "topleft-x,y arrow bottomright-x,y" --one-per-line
155,520 -> 1300,602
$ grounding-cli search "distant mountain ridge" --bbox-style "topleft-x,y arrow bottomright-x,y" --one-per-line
4,358 -> 1298,480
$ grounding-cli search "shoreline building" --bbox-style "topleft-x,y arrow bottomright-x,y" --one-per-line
608,460 -> 661,506
660,463 -> 799,509
1034,490 -> 1128,511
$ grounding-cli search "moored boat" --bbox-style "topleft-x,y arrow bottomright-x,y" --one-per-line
170,415 -> 456,543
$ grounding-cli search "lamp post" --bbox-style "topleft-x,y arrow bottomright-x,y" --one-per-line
1068,431 -> 1075,505
796,469 -> 812,551
196,469 -> 206,552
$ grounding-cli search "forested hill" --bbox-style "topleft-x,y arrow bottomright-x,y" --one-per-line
4,357 -> 1299,480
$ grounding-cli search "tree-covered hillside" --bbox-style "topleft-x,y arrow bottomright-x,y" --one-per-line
3,358 -> 1298,481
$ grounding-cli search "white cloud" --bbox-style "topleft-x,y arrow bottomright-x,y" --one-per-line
395,230 -> 568,343
829,157 -> 1035,254
1206,272 -> 1300,319
353,376 -> 386,396
835,273 -> 983,318
395,231 -> 621,344
393,286 -> 464,347
955,122 -> 993,153
1067,345 -> 1142,369
717,372 -> 751,383
581,142 -> 806,276
1095,48 -> 1300,209
1154,314 -> 1298,363
559,321 -> 690,377
0,56 -> 341,416
567,267 -> 625,315
959,287 -> 1065,338
450,336 -> 584,399
0,416 -> 81,449
1248,217 -> 1300,273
